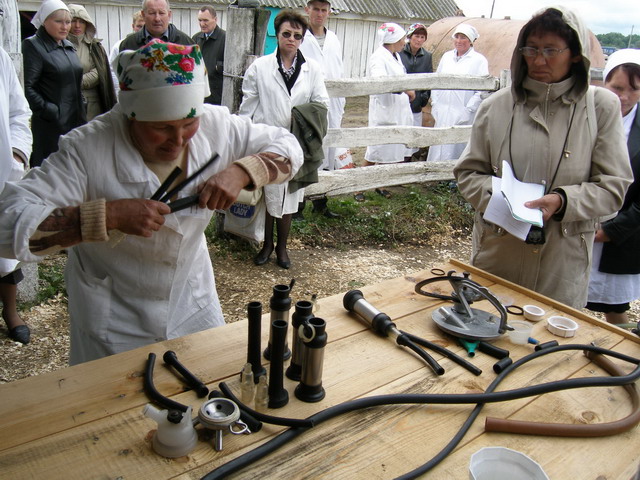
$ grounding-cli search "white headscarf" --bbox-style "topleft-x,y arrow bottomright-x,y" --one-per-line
603,48 -> 640,83
377,23 -> 406,46
31,0 -> 69,29
452,24 -> 479,44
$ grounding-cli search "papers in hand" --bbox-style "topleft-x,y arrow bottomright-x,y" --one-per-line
483,161 -> 544,241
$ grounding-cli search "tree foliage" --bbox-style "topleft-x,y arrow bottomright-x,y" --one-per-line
596,32 -> 640,49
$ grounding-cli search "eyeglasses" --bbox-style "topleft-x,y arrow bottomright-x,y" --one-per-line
520,46 -> 569,58
281,31 -> 303,40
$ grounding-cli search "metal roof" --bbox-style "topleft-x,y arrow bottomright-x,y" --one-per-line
186,0 -> 460,21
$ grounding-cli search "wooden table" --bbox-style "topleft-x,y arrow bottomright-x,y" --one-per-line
1,260 -> 639,480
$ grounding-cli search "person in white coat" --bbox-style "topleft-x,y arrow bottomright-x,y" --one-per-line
360,23 -> 414,199
427,23 -> 489,162
298,0 -> 344,217
0,41 -> 303,364
0,46 -> 32,345
239,10 -> 329,269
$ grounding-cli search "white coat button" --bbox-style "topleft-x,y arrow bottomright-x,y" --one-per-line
563,228 -> 568,234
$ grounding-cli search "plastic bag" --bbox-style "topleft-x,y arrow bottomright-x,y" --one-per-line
223,198 -> 265,243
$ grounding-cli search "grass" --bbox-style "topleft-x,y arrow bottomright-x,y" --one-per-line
207,181 -> 474,254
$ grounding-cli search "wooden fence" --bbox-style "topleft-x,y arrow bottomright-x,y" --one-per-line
304,72 -> 507,199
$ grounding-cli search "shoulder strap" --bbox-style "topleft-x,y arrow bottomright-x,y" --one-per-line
586,85 -> 597,148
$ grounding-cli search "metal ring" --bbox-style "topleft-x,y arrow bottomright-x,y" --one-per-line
506,305 -> 524,315
430,268 -> 446,276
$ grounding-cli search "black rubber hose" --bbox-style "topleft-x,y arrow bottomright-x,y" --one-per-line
163,350 -> 209,398
202,344 -> 640,480
397,334 -> 445,375
144,352 -> 189,413
400,330 -> 482,376
219,382 -> 314,428
478,341 -> 510,359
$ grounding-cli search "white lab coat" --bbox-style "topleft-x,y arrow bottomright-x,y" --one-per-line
427,47 -> 489,162
299,29 -> 346,170
239,51 -> 329,216
364,46 -> 413,164
0,103 -> 302,364
0,47 -> 31,277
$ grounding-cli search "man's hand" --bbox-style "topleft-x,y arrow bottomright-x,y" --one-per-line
197,164 -> 251,211
594,229 -> 611,243
106,199 -> 171,237
524,193 -> 563,223
406,90 -> 416,102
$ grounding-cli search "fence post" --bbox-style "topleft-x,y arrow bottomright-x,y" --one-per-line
221,6 -> 270,113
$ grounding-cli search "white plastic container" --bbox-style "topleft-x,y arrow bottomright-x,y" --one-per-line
469,447 -> 549,480
547,316 -> 579,338
507,320 -> 533,345
523,305 -> 545,322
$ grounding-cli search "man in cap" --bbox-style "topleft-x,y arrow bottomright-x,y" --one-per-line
297,0 -> 343,218
193,5 -> 226,105
119,0 -> 192,52
0,41 -> 303,364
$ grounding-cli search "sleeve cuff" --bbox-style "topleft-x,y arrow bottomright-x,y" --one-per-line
234,154 -> 267,189
551,188 -> 567,221
80,199 -> 109,242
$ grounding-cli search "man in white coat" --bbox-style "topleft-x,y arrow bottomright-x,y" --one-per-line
298,0 -> 343,217
0,46 -> 32,345
0,41 -> 302,364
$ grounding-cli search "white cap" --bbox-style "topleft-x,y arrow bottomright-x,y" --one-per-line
31,0 -> 69,29
377,23 -> 406,46
603,48 -> 640,82
452,23 -> 479,43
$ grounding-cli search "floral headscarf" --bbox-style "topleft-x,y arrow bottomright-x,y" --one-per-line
377,23 -> 406,46
115,40 -> 210,121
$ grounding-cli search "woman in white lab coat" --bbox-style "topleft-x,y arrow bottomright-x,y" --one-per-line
427,23 -> 489,162
239,10 -> 329,269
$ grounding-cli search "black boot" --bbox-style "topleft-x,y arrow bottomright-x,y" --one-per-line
312,198 -> 340,218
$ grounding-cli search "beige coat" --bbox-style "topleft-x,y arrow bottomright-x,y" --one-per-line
454,7 -> 632,308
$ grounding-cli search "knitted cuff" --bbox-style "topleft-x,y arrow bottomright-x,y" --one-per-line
80,199 -> 109,242
234,154 -> 267,190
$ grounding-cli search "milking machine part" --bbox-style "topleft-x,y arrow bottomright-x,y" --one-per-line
163,350 -> 209,398
194,397 -> 250,452
144,352 -> 189,418
202,344 -> 640,480
343,289 -> 445,375
414,270 -> 510,341
209,390 -> 263,433
143,403 -> 198,458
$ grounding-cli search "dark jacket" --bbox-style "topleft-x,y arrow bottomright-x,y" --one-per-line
22,27 -> 86,167
599,107 -> 640,274
119,24 -> 193,52
193,26 -> 226,105
87,39 -> 117,114
399,44 -> 433,113
288,101 -> 328,193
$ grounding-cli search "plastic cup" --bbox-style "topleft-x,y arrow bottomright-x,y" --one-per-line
469,446 -> 549,480
507,320 -> 533,345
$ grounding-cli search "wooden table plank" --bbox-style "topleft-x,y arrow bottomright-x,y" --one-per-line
0,261 -> 638,480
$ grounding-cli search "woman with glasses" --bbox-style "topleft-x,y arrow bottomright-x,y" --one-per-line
586,49 -> 640,324
239,10 -> 329,269
427,23 -> 488,162
453,7 -> 632,309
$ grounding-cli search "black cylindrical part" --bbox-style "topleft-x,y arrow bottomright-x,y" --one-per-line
246,301 -> 267,382
493,356 -> 513,374
264,284 -> 292,361
295,317 -> 327,403
268,320 -> 289,408
535,340 -> 560,351
162,350 -> 209,397
286,300 -> 314,381
478,341 -> 510,359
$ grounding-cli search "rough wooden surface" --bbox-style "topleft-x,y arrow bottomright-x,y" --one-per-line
1,261 -> 638,479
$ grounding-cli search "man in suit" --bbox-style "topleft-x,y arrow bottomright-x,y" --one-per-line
119,0 -> 192,52
193,6 -> 225,105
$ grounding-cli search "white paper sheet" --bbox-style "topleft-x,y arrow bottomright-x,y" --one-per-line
500,161 -> 544,227
483,176 -> 532,241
